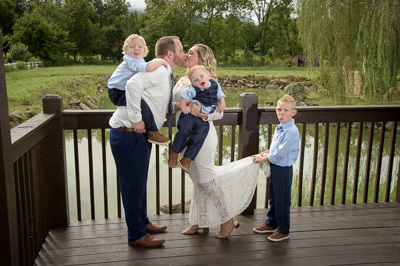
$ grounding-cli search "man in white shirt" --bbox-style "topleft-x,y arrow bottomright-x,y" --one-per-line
109,36 -> 185,248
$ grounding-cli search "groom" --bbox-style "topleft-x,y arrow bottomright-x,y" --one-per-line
109,36 -> 185,248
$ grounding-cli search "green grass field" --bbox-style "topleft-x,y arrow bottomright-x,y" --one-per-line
5,65 -> 317,114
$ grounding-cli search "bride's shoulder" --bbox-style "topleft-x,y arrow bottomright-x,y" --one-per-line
174,76 -> 191,91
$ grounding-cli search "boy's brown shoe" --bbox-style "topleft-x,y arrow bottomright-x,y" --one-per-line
147,131 -> 170,145
268,232 -> 290,242
180,157 -> 192,173
168,149 -> 179,168
253,224 -> 276,234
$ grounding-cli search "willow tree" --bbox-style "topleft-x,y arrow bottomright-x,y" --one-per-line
297,0 -> 400,104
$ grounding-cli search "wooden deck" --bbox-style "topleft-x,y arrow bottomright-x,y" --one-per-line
34,203 -> 400,265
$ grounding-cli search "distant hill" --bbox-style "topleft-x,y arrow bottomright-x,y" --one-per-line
128,8 -> 144,15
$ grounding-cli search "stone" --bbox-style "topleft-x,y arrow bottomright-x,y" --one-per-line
266,84 -> 280,90
284,82 -> 307,101
230,75 -> 240,82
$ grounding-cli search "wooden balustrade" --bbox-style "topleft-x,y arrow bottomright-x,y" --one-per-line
1,93 -> 400,265
61,97 -> 400,220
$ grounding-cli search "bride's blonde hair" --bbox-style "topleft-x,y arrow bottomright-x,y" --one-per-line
189,44 -> 217,79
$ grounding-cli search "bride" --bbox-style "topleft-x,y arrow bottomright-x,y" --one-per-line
171,44 -> 259,238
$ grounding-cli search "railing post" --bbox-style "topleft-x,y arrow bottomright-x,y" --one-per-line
238,93 -> 259,215
397,161 -> 400,203
42,95 -> 69,227
0,33 -> 20,266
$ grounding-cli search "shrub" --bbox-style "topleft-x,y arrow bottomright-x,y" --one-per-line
16,61 -> 28,70
4,64 -> 16,72
9,43 -> 31,62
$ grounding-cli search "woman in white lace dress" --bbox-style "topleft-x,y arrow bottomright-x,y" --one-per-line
171,44 -> 259,238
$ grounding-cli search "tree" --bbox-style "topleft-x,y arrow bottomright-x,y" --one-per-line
297,0 -> 400,103
0,0 -> 18,36
225,0 -> 252,59
63,0 -> 100,61
251,0 -> 276,62
141,0 -> 191,58
200,0 -> 227,45
264,0 -> 300,60
12,9 -> 73,63
97,0 -> 131,61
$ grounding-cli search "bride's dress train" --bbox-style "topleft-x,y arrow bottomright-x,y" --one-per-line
187,121 -> 259,227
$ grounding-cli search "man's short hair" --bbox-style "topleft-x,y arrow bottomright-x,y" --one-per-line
155,36 -> 180,58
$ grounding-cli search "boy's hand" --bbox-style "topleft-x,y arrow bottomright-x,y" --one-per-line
182,105 -> 191,115
160,59 -> 168,69
146,59 -> 168,72
260,150 -> 270,156
251,154 -> 268,163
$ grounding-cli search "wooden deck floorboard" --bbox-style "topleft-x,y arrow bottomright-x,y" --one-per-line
35,203 -> 400,265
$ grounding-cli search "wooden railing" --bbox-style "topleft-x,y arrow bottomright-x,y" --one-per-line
2,94 -> 400,265
2,95 -> 69,266
61,94 -> 400,220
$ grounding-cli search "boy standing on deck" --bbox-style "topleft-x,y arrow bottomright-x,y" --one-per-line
252,94 -> 299,242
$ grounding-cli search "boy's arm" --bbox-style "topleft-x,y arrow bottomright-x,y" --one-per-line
145,59 -> 168,72
179,97 -> 191,114
124,55 -> 147,72
217,96 -> 226,113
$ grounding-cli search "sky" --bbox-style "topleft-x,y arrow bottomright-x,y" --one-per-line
128,0 -> 146,13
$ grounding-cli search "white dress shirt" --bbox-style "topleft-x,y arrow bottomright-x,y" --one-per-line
109,59 -> 172,129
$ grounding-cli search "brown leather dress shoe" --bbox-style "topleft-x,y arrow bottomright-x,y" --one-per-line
128,233 -> 165,248
168,149 -> 179,168
147,222 -> 167,233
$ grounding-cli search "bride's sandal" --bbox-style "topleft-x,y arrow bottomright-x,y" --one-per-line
215,221 -> 240,239
182,225 -> 209,235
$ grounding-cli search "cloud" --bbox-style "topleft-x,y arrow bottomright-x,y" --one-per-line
128,0 -> 146,12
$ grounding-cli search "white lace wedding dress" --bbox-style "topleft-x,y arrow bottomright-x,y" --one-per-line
173,77 -> 259,227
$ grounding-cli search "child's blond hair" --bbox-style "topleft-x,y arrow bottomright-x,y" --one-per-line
187,65 -> 208,83
278,94 -> 296,109
122,34 -> 149,57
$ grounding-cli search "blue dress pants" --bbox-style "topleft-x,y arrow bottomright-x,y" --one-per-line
265,163 -> 293,234
110,128 -> 152,242
172,113 -> 209,160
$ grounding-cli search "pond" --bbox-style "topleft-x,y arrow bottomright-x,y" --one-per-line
65,88 -> 400,221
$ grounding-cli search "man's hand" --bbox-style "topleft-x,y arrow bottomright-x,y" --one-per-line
133,120 -> 146,134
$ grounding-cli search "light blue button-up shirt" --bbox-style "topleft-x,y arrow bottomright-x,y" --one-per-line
268,119 -> 299,167
180,78 -> 225,114
107,55 -> 148,91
